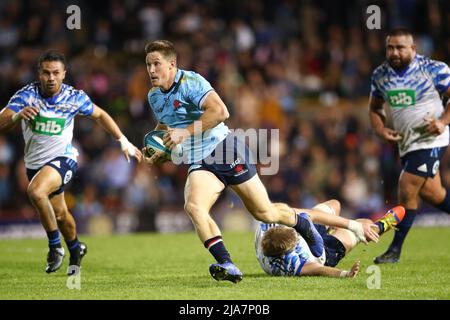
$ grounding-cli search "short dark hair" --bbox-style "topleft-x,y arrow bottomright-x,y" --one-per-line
144,40 -> 177,60
387,28 -> 413,39
37,50 -> 66,69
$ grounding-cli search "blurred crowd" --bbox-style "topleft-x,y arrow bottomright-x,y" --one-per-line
1,0 -> 450,233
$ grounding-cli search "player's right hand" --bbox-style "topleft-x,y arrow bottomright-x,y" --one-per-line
142,147 -> 167,165
378,127 -> 402,142
424,117 -> 446,136
348,220 -> 379,244
361,220 -> 380,243
18,106 -> 39,121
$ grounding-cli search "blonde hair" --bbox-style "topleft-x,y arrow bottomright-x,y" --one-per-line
261,226 -> 298,257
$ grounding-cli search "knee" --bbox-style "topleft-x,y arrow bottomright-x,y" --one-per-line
27,184 -> 47,203
328,199 -> 341,214
184,201 -> 205,218
54,208 -> 68,222
313,199 -> 340,215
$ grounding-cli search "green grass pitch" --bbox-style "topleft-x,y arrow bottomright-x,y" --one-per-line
0,227 -> 449,300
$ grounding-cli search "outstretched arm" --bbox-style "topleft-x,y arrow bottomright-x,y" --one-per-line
300,261 -> 360,278
89,104 -> 142,163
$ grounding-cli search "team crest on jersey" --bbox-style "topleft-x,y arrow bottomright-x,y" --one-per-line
53,103 -> 79,113
387,89 -> 416,107
432,160 -> 440,175
64,170 -> 73,184
173,100 -> 182,109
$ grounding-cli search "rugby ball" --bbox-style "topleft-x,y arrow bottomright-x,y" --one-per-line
143,130 -> 183,161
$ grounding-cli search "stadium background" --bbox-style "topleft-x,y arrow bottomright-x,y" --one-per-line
1,0 -> 450,237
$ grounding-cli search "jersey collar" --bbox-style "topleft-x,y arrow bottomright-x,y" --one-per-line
389,54 -> 418,77
38,83 -> 65,105
160,69 -> 183,94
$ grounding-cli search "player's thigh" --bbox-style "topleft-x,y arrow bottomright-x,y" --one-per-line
49,192 -> 69,220
28,166 -> 62,196
184,170 -> 225,212
230,174 -> 273,219
329,228 -> 356,253
419,170 -> 446,204
398,170 -> 426,202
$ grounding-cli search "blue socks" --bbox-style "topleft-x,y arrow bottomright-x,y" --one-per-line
293,212 -> 324,257
204,236 -> 232,264
47,230 -> 61,249
389,209 -> 417,252
66,237 -> 81,251
47,230 -> 81,253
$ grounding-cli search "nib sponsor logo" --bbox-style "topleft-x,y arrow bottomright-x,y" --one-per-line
387,89 -> 415,107
31,115 -> 65,136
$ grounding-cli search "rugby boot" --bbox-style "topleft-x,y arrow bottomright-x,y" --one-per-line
67,242 -> 87,276
209,261 -> 243,283
45,247 -> 65,273
374,248 -> 401,264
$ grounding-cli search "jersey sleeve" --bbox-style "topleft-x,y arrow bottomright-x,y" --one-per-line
147,91 -> 164,124
429,61 -> 450,94
6,90 -> 29,113
76,90 -> 94,116
283,251 -> 307,276
370,73 -> 383,98
184,73 -> 214,108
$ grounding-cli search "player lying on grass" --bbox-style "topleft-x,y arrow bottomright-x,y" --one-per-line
255,200 -> 405,278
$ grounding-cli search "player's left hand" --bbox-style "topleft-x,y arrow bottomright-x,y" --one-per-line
126,145 -> 143,163
348,261 -> 360,278
424,117 -> 446,136
163,128 -> 190,150
118,135 -> 143,163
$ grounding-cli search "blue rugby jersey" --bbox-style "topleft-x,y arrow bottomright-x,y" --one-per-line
147,69 -> 229,163
255,223 -> 326,277
6,82 -> 94,169
370,54 -> 450,156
